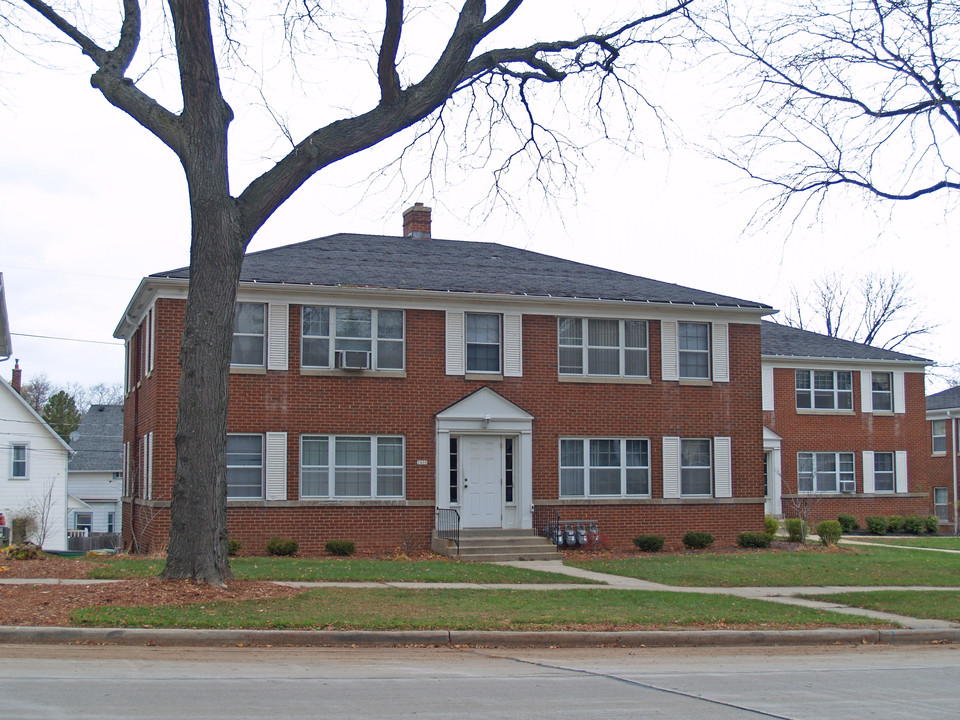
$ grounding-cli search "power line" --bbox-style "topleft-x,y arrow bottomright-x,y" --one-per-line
12,333 -> 122,347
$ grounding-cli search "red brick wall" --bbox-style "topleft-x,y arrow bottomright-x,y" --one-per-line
764,367 -> 934,526
927,416 -> 958,530
123,298 -> 765,553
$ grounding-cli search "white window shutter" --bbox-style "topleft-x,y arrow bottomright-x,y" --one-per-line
146,308 -> 155,373
860,371 -> 873,413
761,365 -> 775,411
714,437 -> 732,498
662,436 -> 680,498
503,313 -> 523,377
265,432 -> 288,501
893,372 -> 906,414
712,322 -> 729,382
446,311 -> 465,375
895,450 -> 908,493
661,321 -> 678,381
125,340 -> 132,393
862,451 -> 875,494
267,303 -> 289,371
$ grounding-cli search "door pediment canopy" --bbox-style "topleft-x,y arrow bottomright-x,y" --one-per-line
437,386 -> 532,422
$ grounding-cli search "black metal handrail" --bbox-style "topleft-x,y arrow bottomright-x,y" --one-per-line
532,505 -> 560,539
435,507 -> 460,554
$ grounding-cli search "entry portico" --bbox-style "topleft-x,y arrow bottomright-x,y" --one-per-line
435,387 -> 533,530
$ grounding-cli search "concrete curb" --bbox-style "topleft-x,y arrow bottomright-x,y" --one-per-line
1,625 -> 958,648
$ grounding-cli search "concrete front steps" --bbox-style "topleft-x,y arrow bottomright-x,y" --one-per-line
432,528 -> 562,562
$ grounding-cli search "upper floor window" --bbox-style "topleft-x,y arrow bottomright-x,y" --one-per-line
932,419 -> 947,454
226,434 -> 264,499
300,435 -> 404,499
10,443 -> 28,479
872,372 -> 893,411
796,370 -> 853,410
232,303 -> 266,366
558,318 -> 648,377
559,438 -> 650,497
466,313 -> 501,373
678,322 -> 710,379
797,451 -> 854,493
301,306 -> 404,371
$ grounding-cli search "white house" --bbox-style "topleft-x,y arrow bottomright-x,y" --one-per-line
0,370 -> 72,551
67,404 -> 123,538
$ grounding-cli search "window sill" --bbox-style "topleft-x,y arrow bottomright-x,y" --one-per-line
558,376 -> 651,385
465,373 -> 503,382
7,477 -> 29,482
870,410 -> 894,417
795,409 -> 856,416
678,378 -> 713,387
230,365 -> 267,375
300,368 -> 406,379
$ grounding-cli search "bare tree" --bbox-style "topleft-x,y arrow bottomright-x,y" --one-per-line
781,271 -> 936,351
7,0 -> 692,586
698,0 -> 960,217
20,374 -> 53,413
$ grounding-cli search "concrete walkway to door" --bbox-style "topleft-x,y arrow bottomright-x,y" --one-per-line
494,560 -> 960,631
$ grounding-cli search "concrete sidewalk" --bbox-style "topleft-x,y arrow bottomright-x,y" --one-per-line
2,559 -> 959,647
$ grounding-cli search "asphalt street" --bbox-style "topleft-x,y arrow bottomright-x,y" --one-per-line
2,644 -> 958,719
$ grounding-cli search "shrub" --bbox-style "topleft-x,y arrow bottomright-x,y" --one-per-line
924,515 -> 940,534
764,516 -> 780,537
865,516 -> 888,535
325,539 -> 356,557
785,518 -> 805,543
836,513 -> 858,533
681,531 -> 714,550
903,515 -> 926,535
266,537 -> 299,556
227,539 -> 242,556
737,531 -> 772,549
632,534 -> 665,552
816,520 -> 843,547
886,515 -> 904,533
2,541 -> 42,561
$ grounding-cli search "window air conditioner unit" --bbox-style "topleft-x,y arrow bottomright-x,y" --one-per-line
839,480 -> 855,494
335,349 -> 371,370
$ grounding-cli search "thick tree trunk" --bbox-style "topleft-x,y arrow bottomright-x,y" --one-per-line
161,194 -> 244,586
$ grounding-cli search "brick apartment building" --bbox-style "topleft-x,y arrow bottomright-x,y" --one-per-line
114,205 -> 948,554
926,386 -> 960,530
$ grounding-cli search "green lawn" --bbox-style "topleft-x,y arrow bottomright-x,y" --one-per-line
70,587 -> 889,630
842,536 -> 960,551
83,556 -> 590,584
802,590 -> 960,623
566,545 -> 960,587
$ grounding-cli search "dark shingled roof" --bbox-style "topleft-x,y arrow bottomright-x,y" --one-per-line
761,321 -> 927,363
153,234 -> 772,309
69,404 -> 123,472
927,386 -> 960,411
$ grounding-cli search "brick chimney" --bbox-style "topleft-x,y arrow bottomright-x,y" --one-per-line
11,359 -> 21,394
402,203 -> 432,239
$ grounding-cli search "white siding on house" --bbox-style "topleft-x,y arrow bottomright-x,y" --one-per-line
0,382 -> 70,551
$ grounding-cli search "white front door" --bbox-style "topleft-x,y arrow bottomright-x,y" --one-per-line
460,435 -> 502,528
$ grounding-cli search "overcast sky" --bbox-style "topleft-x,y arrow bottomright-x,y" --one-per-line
1,2 -> 956,395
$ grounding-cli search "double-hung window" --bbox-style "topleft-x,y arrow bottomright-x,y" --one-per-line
871,372 -> 893,411
74,512 -> 93,533
300,435 -> 404,499
934,487 -> 949,522
797,452 -> 854,493
226,434 -> 264,499
559,438 -> 650,497
678,322 -> 710,379
796,370 -> 853,410
466,313 -> 501,373
557,318 -> 648,377
932,420 -> 947,454
302,307 -> 404,371
10,443 -> 28,479
873,452 -> 895,493
680,439 -> 712,496
232,303 -> 266,366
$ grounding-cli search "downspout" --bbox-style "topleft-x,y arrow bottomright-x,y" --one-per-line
952,411 -> 958,536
